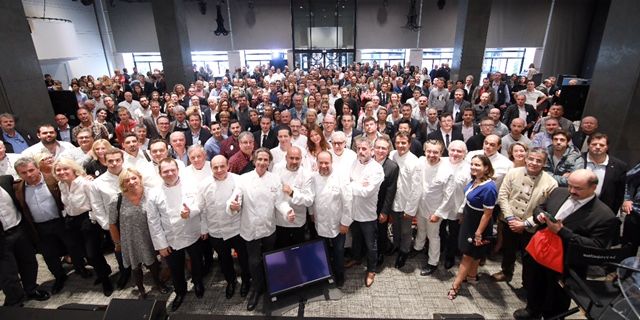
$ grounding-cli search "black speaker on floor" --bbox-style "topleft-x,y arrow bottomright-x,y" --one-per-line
102,299 -> 167,320
433,313 -> 484,319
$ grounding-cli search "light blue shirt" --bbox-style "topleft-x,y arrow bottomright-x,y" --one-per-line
2,131 -> 29,154
25,176 -> 60,223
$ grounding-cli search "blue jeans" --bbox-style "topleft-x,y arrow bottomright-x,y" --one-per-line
351,220 -> 378,272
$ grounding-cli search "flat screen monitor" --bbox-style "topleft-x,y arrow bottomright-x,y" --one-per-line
263,240 -> 332,297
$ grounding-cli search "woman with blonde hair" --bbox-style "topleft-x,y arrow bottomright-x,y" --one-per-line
33,151 -> 55,180
53,157 -> 114,296
109,168 -> 168,299
84,139 -> 113,178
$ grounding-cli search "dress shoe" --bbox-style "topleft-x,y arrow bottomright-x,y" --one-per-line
194,283 -> 205,298
27,289 -> 50,301
240,281 -> 251,298
246,290 -> 262,311
102,278 -> 114,297
444,258 -> 456,270
52,275 -> 67,294
170,294 -> 185,312
225,281 -> 237,299
344,259 -> 361,269
376,253 -> 385,267
365,272 -> 375,287
420,264 -> 437,276
491,271 -> 512,282
77,268 -> 93,279
513,308 -> 541,320
395,253 -> 407,269
117,269 -> 131,289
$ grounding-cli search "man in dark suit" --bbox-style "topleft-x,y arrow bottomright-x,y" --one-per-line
54,113 -> 75,145
373,136 -> 399,267
0,175 -> 50,306
13,157 -> 91,295
572,116 -> 598,153
443,89 -> 472,123
425,113 -> 463,157
185,113 -> 212,147
582,133 -> 628,215
401,78 -> 418,104
340,114 -> 362,151
514,169 -> 619,319
253,117 -> 277,149
142,100 -> 164,140
454,107 -> 481,142
502,93 -> 539,135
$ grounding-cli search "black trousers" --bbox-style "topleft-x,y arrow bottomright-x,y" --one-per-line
440,219 -> 460,261
201,238 -> 214,269
351,220 -> 378,273
522,252 -> 571,318
35,218 -> 86,279
376,219 -> 390,254
499,220 -> 533,280
245,232 -> 276,294
623,211 -> 640,253
65,213 -> 111,279
275,225 -> 306,249
165,240 -> 203,295
209,235 -> 250,284
0,225 -> 39,306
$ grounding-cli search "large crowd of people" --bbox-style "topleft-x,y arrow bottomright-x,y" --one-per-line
1,62 -> 639,319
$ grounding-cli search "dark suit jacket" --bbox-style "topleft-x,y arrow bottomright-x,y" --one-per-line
0,175 -> 22,239
426,129 -> 464,157
14,174 -> 64,243
345,129 -> 363,151
0,128 -> 38,153
502,103 -> 539,129
55,126 -> 76,145
185,128 -> 213,147
581,153 -> 628,214
534,188 -> 619,250
443,99 -> 472,123
466,134 -> 486,152
142,116 -> 160,140
376,158 -> 399,215
454,122 -> 481,137
253,129 -> 278,149
203,108 -> 217,127
572,130 -> 594,151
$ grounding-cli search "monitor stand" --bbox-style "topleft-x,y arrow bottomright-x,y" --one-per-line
262,279 -> 345,317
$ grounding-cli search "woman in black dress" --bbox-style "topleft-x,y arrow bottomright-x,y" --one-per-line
448,154 -> 497,300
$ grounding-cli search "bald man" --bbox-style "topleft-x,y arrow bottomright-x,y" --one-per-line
514,169 -> 619,319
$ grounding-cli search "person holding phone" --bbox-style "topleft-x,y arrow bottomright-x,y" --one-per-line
448,154 -> 497,300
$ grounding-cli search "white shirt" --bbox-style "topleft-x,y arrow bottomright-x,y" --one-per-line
309,170 -> 353,238
146,177 -> 203,251
199,173 -> 241,240
272,163 -> 314,228
555,194 -> 596,220
23,141 -> 76,159
466,150 -> 513,189
183,162 -> 212,187
390,150 -> 419,213
435,159 -> 471,220
0,187 -> 21,230
292,135 -> 308,150
90,171 -> 120,230
230,170 -> 293,241
349,158 -> 384,222
330,149 -> 357,176
586,154 -> 608,196
0,153 -> 19,179
406,158 -> 447,217
59,146 -> 92,166
59,177 -> 93,218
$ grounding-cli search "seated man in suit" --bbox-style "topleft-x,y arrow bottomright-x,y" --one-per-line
454,107 -> 480,143
514,169 -> 619,319
253,116 -> 277,149
443,89 -> 471,123
185,113 -> 212,147
426,112 -> 463,157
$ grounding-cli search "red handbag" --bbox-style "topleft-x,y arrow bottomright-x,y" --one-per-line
526,228 -> 564,273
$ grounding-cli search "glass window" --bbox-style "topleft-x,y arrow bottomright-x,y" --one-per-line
361,49 -> 406,67
422,48 -> 453,71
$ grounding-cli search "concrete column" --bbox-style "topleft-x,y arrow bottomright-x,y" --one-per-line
151,0 -> 193,88
0,0 -> 53,125
408,49 -> 423,69
583,0 -> 640,164
286,50 -> 294,70
228,51 -> 242,70
450,0 -> 492,82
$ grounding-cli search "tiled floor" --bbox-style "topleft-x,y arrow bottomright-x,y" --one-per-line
2,252 -> 585,319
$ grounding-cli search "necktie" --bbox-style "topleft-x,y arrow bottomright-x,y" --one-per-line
262,134 -> 267,147
445,134 -> 450,148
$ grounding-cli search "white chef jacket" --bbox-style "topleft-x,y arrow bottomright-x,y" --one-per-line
390,150 -> 419,213
89,171 -> 120,230
349,158 -> 384,222
229,170 -> 293,241
272,162 -> 314,228
406,158 -> 448,218
199,173 -> 241,240
434,159 -> 471,220
330,149 -> 356,176
183,161 -> 212,187
309,170 -> 353,238
146,176 -> 203,251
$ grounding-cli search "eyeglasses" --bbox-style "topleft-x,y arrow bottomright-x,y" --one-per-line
332,141 -> 345,145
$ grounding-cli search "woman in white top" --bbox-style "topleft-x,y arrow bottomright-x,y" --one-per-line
53,157 -> 113,296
